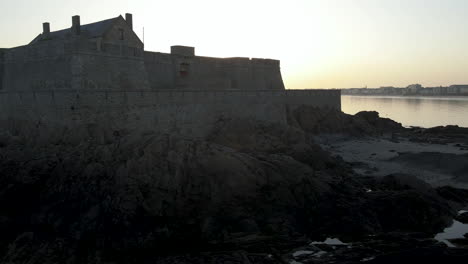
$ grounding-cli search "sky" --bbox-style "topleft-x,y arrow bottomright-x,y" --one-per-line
1,0 -> 468,89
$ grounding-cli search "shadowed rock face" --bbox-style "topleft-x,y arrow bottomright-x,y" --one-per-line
406,125 -> 468,146
0,110 -> 463,263
289,107 -> 404,136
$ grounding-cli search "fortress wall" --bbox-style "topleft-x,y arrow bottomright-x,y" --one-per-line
144,52 -> 177,89
2,42 -> 72,91
72,52 -> 150,90
144,52 -> 285,90
0,90 -> 340,139
188,57 -> 284,90
248,59 -> 284,90
2,39 -> 150,91
0,49 -> 5,90
187,57 -> 231,90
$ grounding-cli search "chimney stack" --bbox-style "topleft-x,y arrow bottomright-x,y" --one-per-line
43,22 -> 50,35
72,15 -> 81,35
125,13 -> 133,30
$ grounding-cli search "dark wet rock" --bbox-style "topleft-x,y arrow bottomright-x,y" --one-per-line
380,173 -> 434,193
283,233 -> 468,264
357,175 -> 454,236
457,212 -> 468,224
436,187 -> 468,214
207,117 -> 337,171
355,111 -> 404,132
406,125 -> 468,145
449,238 -> 468,247
0,129 -> 457,263
0,113 -> 465,263
368,247 -> 468,264
0,124 -> 332,262
425,125 -> 468,135
288,107 -> 404,136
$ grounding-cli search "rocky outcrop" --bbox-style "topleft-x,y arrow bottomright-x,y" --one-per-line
456,212 -> 468,224
288,106 -> 403,136
0,111 -> 464,263
354,111 -> 404,132
406,125 -> 468,145
424,125 -> 468,135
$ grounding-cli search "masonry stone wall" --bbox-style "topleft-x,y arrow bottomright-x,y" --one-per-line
0,90 -> 340,139
2,42 -> 72,91
144,52 -> 285,90
101,17 -> 143,49
71,52 -> 149,90
2,39 -> 149,91
0,49 -> 5,90
143,52 -> 177,89
2,43 -> 283,92
0,15 -> 341,142
2,13 -> 285,92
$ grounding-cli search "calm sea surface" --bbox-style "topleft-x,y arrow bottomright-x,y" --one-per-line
342,95 -> 468,128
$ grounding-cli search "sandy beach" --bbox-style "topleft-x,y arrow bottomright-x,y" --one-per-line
319,135 -> 468,188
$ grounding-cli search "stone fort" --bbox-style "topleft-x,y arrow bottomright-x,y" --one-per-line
0,14 -> 340,138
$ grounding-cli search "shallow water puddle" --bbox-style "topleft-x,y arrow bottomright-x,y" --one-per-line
310,237 -> 347,246
435,210 -> 468,247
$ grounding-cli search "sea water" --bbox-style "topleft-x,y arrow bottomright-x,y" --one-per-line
342,95 -> 468,128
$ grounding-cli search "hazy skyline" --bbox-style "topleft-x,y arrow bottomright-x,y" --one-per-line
1,0 -> 468,89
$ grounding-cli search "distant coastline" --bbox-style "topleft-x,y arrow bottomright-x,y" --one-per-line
341,93 -> 468,128
341,84 -> 468,97
342,94 -> 468,97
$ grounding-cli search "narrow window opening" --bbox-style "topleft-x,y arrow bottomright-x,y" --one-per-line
179,62 -> 190,77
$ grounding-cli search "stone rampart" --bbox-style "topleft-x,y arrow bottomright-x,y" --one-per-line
0,89 -> 340,139
2,41 -> 149,91
144,52 -> 284,90
70,52 -> 149,90
2,43 -> 71,91
2,39 -> 284,92
0,49 -> 5,90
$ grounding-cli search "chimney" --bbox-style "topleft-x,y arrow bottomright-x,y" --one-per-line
42,22 -> 50,35
125,13 -> 133,30
72,15 -> 81,35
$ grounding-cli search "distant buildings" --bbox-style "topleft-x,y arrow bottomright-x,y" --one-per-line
341,84 -> 468,96
405,84 -> 423,94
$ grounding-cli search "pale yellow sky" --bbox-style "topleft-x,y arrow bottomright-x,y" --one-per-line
1,0 -> 468,89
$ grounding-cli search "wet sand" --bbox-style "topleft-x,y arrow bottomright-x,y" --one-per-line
318,135 -> 468,188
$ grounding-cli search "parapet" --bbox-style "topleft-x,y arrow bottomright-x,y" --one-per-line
251,58 -> 280,66
171,45 -> 195,57
218,57 -> 280,67
224,57 -> 251,65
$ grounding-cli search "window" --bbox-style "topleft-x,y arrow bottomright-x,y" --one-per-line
179,62 -> 190,77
